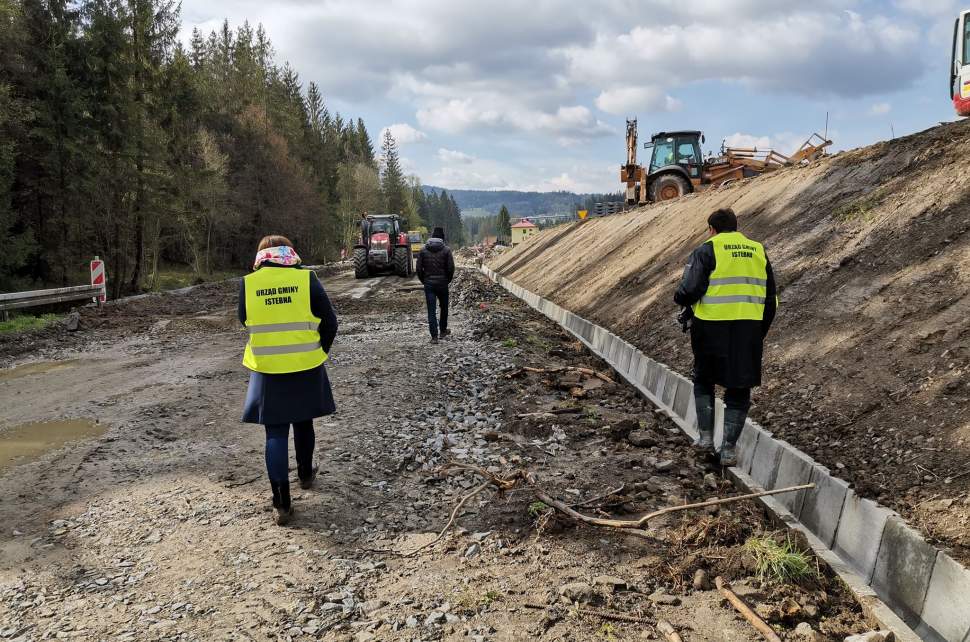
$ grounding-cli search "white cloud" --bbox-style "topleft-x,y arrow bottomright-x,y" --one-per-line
723,133 -> 772,150
594,86 -> 682,115
416,99 -> 613,142
437,148 -> 476,164
870,102 -> 892,115
379,123 -> 427,145
893,0 -> 959,16
722,132 -> 810,156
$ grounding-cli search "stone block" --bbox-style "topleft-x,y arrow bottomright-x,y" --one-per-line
735,421 -> 763,475
617,343 -> 633,377
713,398 -> 725,446
918,552 -> 970,642
672,377 -> 691,419
749,433 -> 784,489
871,517 -> 937,628
682,395 -> 697,440
628,352 -> 643,386
661,372 -> 678,409
772,445 -> 814,515
652,368 -> 668,398
833,492 -> 892,583
798,465 -> 849,549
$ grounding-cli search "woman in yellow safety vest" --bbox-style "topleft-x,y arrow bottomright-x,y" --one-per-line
239,235 -> 338,525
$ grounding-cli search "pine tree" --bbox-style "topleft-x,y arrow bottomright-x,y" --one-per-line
497,204 -> 511,242
380,128 -> 406,216
356,118 -> 375,167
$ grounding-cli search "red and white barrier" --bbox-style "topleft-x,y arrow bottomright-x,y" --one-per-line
90,256 -> 107,304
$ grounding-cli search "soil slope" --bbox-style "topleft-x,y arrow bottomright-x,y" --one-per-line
490,118 -> 970,563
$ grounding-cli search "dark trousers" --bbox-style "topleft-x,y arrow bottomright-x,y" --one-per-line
423,284 -> 449,338
264,421 -> 314,507
692,380 -> 751,414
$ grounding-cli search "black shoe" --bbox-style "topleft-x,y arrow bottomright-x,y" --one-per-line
430,336 -> 439,344
274,506 -> 294,526
440,329 -> 451,338
299,464 -> 319,490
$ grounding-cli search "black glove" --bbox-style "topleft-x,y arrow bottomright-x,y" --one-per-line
677,306 -> 693,333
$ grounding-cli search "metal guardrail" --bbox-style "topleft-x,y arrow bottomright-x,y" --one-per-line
0,284 -> 105,312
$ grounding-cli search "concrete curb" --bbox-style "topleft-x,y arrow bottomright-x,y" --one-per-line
481,266 -> 969,642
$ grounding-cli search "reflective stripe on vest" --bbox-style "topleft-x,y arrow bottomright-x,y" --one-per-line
692,231 -> 768,322
242,268 -> 328,374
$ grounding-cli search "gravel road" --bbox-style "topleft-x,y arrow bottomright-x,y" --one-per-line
0,268 -> 869,641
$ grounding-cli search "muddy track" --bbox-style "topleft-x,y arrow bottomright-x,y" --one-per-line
0,268 -> 868,640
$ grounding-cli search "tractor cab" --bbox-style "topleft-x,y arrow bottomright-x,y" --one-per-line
641,130 -> 705,201
647,131 -> 704,180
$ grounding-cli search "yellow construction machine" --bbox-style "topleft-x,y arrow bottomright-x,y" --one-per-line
621,119 -> 832,205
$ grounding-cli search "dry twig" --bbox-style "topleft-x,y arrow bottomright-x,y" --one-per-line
575,607 -> 654,625
568,484 -> 625,508
507,366 -> 616,385
715,576 -> 781,642
657,620 -> 685,642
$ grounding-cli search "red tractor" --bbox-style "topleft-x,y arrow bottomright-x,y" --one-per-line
353,214 -> 413,279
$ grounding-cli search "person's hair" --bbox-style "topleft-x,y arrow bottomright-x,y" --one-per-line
707,208 -> 738,233
257,235 -> 294,252
431,227 -> 445,240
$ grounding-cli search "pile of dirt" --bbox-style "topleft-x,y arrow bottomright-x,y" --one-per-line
488,118 -> 970,563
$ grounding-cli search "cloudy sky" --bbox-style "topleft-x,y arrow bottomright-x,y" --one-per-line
180,0 -> 963,194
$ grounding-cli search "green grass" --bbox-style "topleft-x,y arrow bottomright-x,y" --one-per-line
152,267 -> 242,291
743,534 -> 815,583
501,338 -> 518,348
528,501 -> 550,518
0,313 -> 61,335
833,194 -> 880,224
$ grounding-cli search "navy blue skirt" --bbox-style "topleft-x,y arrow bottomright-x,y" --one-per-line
241,364 -> 337,425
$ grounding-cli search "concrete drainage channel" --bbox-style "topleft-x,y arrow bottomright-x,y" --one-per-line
480,266 -> 970,642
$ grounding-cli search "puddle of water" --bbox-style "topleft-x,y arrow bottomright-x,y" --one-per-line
0,360 -> 80,382
0,419 -> 106,472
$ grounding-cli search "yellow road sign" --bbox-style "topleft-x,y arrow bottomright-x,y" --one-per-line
578,210 -> 588,220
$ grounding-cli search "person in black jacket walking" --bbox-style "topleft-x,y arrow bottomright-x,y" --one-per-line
416,227 -> 455,343
674,209 -> 777,466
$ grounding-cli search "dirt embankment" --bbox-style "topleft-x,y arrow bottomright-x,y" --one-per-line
490,118 -> 970,563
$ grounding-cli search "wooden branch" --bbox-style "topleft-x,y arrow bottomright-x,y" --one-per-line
364,479 -> 493,558
535,483 -> 814,530
715,577 -> 781,642
657,620 -> 684,642
576,607 -> 654,625
568,484 -> 625,508
507,366 -> 616,385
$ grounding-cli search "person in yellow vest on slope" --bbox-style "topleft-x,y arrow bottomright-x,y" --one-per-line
239,235 -> 338,525
674,208 -> 777,467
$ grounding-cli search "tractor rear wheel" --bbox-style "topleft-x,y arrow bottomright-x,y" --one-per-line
649,174 -> 690,202
393,246 -> 409,277
353,247 -> 369,279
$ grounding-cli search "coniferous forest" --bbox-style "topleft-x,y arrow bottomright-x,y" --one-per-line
0,0 -> 464,296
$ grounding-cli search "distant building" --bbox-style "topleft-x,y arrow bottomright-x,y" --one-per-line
510,219 -> 538,246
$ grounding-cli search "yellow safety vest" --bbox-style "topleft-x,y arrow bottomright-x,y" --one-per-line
692,231 -> 769,321
242,268 -> 327,374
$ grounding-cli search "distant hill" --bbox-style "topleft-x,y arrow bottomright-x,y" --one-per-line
422,186 -> 618,218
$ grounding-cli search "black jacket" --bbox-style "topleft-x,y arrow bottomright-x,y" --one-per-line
673,239 -> 777,388
416,238 -> 455,287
